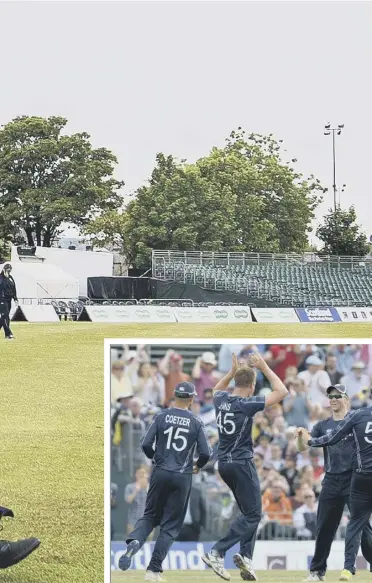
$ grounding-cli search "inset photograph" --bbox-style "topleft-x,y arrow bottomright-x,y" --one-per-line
109,342 -> 372,583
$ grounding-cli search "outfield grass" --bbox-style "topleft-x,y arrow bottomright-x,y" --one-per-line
1,323 -> 104,583
111,570 -> 372,582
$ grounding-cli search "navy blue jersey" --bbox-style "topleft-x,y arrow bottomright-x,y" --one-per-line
141,408 -> 212,474
309,406 -> 372,474
214,391 -> 266,463
311,417 -> 355,474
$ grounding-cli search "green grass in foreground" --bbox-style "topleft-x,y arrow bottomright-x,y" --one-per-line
111,570 -> 372,582
1,323 -> 104,583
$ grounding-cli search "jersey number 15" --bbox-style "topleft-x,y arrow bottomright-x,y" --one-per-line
164,426 -> 189,451
216,411 -> 236,435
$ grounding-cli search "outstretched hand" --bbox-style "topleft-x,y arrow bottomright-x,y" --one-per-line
248,352 -> 268,372
231,353 -> 239,375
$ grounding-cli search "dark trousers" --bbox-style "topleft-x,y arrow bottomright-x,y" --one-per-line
0,299 -> 12,337
127,467 -> 192,573
213,459 -> 262,559
344,472 -> 372,574
310,472 -> 372,575
177,524 -> 201,541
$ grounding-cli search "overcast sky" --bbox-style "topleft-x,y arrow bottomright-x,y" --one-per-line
0,1 -> 371,243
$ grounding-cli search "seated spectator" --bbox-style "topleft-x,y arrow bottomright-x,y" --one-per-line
309,449 -> 324,480
271,416 -> 288,450
133,362 -> 165,406
252,411 -> 270,442
330,344 -> 359,376
298,345 -> 326,372
158,350 -> 191,406
325,354 -> 343,386
308,403 -> 323,431
298,355 -> 331,404
260,466 -> 289,495
293,489 -> 318,539
271,443 -> 285,471
201,388 -> 214,413
280,452 -> 299,496
290,483 -> 306,511
299,465 -> 315,491
262,481 -> 293,524
341,361 -> 371,398
254,452 -> 264,477
192,352 -> 220,401
283,378 -> 312,428
265,345 -> 300,381
124,466 -> 150,535
254,432 -> 273,462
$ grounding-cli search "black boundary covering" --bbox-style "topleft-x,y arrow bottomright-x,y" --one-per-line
87,276 -> 278,307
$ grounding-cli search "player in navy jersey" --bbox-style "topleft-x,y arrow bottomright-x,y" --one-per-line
118,381 -> 211,582
296,384 -> 372,582
202,352 -> 288,581
297,389 -> 372,582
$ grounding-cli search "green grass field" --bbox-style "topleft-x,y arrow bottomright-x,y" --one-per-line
2,320 -> 371,582
111,570 -> 372,582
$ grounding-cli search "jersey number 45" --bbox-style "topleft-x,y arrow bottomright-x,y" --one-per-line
216,411 -> 236,435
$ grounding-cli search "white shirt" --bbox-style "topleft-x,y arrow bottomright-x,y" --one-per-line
298,369 -> 331,404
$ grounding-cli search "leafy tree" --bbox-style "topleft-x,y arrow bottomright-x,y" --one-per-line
316,206 -> 370,256
0,116 -> 124,247
86,128 -> 326,267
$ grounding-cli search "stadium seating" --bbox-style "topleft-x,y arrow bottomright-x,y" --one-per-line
152,251 -> 372,307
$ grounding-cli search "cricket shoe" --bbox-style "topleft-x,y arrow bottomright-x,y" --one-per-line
339,570 -> 353,581
202,551 -> 231,580
233,553 -> 258,581
118,539 -> 140,571
0,538 -> 40,569
303,573 -> 325,582
144,572 -> 167,582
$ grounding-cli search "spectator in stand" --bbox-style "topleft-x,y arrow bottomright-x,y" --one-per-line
280,452 -> 299,496
290,483 -> 306,511
158,349 -> 191,406
309,449 -> 324,481
331,344 -> 359,376
271,416 -> 288,450
271,443 -> 285,471
190,398 -> 201,417
341,361 -> 371,398
283,378 -> 312,428
124,466 -> 150,535
177,479 -> 206,542
298,356 -> 331,404
218,344 -> 245,373
252,411 -> 270,442
297,345 -> 326,372
284,366 -> 299,382
308,403 -> 323,431
200,388 -> 214,413
254,453 -> 264,478
293,488 -> 318,539
192,352 -> 220,401
325,354 -> 343,386
111,360 -> 133,402
255,432 -> 273,462
265,345 -> 300,381
133,362 -> 165,406
299,465 -> 315,491
261,481 -> 294,539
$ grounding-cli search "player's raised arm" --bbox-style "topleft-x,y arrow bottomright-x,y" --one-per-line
140,413 -> 159,459
212,352 -> 239,394
248,353 -> 288,408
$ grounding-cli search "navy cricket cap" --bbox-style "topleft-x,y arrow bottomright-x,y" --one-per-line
174,382 -> 197,398
326,384 -> 348,396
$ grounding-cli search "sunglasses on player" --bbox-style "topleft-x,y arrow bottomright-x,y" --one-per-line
328,394 -> 344,400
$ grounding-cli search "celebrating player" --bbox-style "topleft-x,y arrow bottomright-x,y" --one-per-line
118,381 -> 212,582
201,352 -> 288,581
297,391 -> 372,582
295,384 -> 372,582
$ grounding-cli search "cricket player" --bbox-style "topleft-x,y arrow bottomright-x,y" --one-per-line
297,391 -> 372,581
0,506 -> 40,569
118,381 -> 212,582
202,352 -> 288,581
296,384 -> 372,582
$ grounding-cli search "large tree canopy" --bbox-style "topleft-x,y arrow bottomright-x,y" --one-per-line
0,116 -> 124,247
87,129 -> 326,268
316,206 -> 370,256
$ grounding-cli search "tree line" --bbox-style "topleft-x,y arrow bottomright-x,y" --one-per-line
0,116 -> 369,266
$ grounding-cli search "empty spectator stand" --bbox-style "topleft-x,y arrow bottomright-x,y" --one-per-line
152,250 -> 372,307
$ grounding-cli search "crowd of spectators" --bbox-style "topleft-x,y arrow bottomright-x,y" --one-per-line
111,344 -> 372,541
